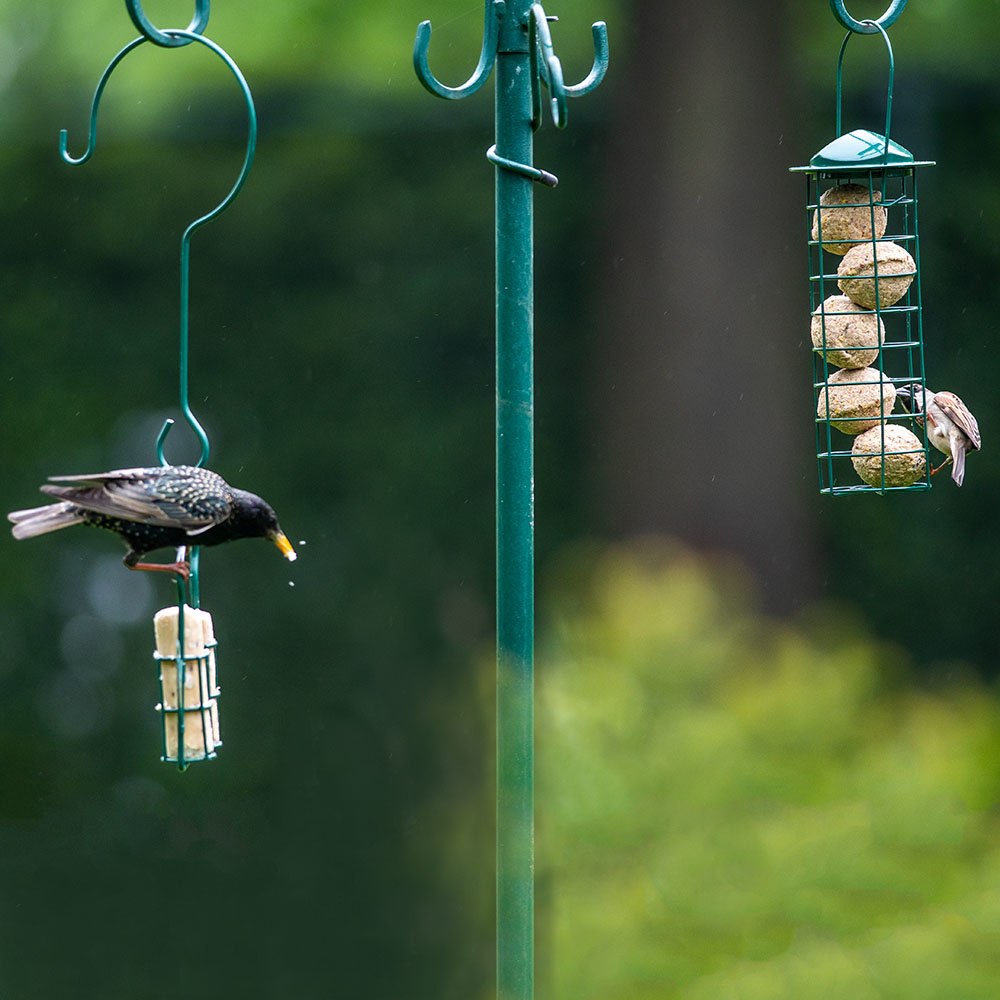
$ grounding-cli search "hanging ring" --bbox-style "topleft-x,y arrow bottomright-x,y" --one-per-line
126,0 -> 210,48
829,0 -> 906,34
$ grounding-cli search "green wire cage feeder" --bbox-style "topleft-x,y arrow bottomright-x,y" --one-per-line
791,0 -> 934,495
154,599 -> 221,764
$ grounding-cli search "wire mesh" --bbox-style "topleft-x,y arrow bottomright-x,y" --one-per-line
803,164 -> 931,494
153,604 -> 221,767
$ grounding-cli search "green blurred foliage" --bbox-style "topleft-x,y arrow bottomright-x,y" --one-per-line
788,0 -> 1000,88
536,543 -> 1000,998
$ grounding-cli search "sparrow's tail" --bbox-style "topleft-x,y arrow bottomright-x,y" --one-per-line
7,502 -> 85,539
951,448 -> 966,487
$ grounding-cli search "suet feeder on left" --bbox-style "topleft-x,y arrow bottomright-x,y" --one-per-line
57,0 -> 259,769
154,601 -> 221,763
791,0 -> 935,494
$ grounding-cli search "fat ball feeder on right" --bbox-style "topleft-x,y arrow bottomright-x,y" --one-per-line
788,0 -> 972,494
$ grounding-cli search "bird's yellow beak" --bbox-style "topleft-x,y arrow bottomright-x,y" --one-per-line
271,530 -> 297,562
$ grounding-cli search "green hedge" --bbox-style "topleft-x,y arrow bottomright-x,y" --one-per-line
537,542 -> 1000,998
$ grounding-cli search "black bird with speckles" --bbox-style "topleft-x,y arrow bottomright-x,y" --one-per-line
8,466 -> 296,579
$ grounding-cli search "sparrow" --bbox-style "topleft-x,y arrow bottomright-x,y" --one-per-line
896,385 -> 981,486
8,465 -> 296,579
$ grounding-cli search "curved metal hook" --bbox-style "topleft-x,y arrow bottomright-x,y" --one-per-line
61,29 -> 256,469
529,9 -> 566,130
829,0 -> 906,34
836,20 -> 894,153
564,22 -> 610,98
414,0 -> 505,99
159,30 -> 256,468
527,5 -> 609,131
126,0 -> 210,47
59,37 -> 145,165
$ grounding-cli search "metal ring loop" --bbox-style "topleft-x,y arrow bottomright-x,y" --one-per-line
126,0 -> 210,47
829,0 -> 906,34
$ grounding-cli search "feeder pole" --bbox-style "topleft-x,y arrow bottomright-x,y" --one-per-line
414,6 -> 608,996
494,7 -> 535,998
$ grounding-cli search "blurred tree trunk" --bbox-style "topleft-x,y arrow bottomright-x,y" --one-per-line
591,0 -> 819,610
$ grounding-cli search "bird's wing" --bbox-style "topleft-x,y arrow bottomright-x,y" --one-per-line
934,391 -> 981,450
41,467 -> 233,529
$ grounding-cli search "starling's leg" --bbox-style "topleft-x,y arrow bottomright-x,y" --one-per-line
124,551 -> 190,581
929,456 -> 953,477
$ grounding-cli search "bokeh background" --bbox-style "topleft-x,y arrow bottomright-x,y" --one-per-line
1,1 -> 999,996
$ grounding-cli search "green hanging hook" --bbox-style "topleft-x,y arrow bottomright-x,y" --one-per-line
527,5 -> 609,131
414,0 -> 505,99
59,22 -> 257,470
836,19 -> 895,163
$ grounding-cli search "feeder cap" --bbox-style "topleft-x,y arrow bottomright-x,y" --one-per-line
790,129 -> 934,172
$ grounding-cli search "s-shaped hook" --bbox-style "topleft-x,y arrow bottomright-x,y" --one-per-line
59,6 -> 257,470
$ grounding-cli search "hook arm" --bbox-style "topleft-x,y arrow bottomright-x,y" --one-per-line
527,5 -> 609,130
62,28 -> 255,470
414,0 -> 505,100
528,8 -> 566,129
155,407 -> 210,468
172,32 -> 257,238
155,416 -> 210,469
168,30 -> 257,469
563,21 -> 609,98
59,37 -> 147,165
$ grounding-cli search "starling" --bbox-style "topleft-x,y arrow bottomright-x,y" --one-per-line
7,465 -> 296,579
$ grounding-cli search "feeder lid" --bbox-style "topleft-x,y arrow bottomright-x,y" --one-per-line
790,129 -> 935,172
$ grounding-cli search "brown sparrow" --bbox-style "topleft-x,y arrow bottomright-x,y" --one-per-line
896,385 -> 981,486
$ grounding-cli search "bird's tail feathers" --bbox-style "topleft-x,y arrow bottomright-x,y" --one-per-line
951,448 -> 966,487
8,502 -> 85,539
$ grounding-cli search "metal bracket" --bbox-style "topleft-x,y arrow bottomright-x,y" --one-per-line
414,0 -> 609,183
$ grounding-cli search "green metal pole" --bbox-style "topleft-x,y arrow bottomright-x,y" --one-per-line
495,6 -> 534,998
413,10 -> 607,997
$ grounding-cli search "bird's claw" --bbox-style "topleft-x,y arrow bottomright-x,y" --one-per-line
125,557 -> 190,580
